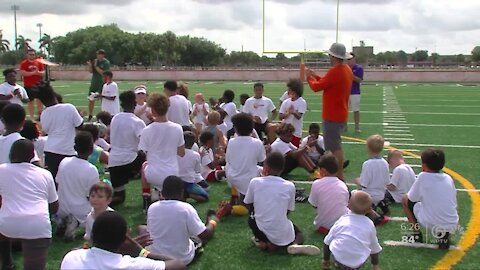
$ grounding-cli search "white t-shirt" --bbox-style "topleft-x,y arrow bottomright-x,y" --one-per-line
0,132 -> 39,164
388,164 -> 416,203
167,95 -> 191,126
279,91 -> 289,102
244,176 -> 296,246
0,82 -> 28,105
56,157 -> 99,223
0,121 -> 4,135
147,200 -> 206,265
139,121 -> 184,189
300,135 -> 325,161
324,213 -> 382,269
199,146 -> 214,179
0,163 -> 58,239
34,136 -> 48,164
101,82 -> 120,115
95,138 -> 110,151
41,103 -> 83,155
279,97 -> 307,137
60,247 -> 166,270
308,177 -> 349,229
83,207 -> 114,241
219,102 -> 237,131
271,138 -> 297,156
243,96 -> 276,124
178,149 -> 201,184
359,158 -> 390,204
408,172 -> 458,231
134,103 -> 152,125
192,102 -> 210,125
226,136 -> 266,195
108,112 -> 146,167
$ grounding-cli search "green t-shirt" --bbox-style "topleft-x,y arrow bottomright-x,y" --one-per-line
89,58 -> 111,92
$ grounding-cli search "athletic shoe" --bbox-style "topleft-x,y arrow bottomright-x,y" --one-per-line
377,215 -> 389,226
64,214 -> 79,242
377,199 -> 391,216
198,180 -> 210,191
215,201 -> 232,220
295,189 -> 309,203
287,244 -> 321,256
438,232 -> 450,250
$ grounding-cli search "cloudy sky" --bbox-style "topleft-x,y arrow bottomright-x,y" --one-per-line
0,0 -> 479,55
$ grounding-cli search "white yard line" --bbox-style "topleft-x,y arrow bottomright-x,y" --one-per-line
292,181 -> 479,192
342,141 -> 480,149
383,241 -> 459,250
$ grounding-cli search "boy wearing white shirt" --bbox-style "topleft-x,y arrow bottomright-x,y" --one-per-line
243,83 -> 277,141
56,132 -> 100,241
309,154 -> 349,235
38,82 -> 84,178
178,131 -> 208,203
279,79 -> 307,147
218,90 -> 237,139
402,149 -> 458,249
83,182 -> 114,243
355,134 -> 390,218
164,80 -> 191,127
198,132 -> 225,182
238,93 -> 249,113
99,71 -> 120,115
300,123 -> 325,163
0,140 -> 59,270
108,90 -> 146,205
244,152 -> 320,255
0,69 -> 29,105
147,176 -> 217,265
323,191 -> 382,270
61,211 -> 186,270
386,150 -> 416,203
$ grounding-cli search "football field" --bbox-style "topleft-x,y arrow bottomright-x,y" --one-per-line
29,80 -> 480,269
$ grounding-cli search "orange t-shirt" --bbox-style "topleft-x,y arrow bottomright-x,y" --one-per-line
19,59 -> 44,87
307,64 -> 353,122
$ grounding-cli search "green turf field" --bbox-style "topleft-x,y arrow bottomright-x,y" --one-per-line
16,81 -> 480,269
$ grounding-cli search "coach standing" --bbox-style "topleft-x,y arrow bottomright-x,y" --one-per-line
347,53 -> 363,133
306,43 -> 353,180
86,49 -> 110,121
19,49 -> 44,120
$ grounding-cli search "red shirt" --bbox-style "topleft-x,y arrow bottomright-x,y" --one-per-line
19,59 -> 44,87
307,64 -> 353,122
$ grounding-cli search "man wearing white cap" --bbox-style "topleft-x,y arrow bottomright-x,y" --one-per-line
306,43 -> 353,180
134,86 -> 153,125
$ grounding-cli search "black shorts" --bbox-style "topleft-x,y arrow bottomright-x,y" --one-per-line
282,155 -> 298,176
109,151 -> 146,188
25,86 -> 39,101
44,152 -> 72,179
408,199 -> 417,220
254,122 -> 268,140
248,214 -> 300,246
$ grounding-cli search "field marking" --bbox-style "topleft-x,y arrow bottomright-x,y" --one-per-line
310,109 -> 480,116
384,241 -> 459,250
389,217 -> 409,222
383,134 -> 414,137
302,121 -> 479,129
341,135 -> 480,269
384,138 -> 416,141
342,141 -> 480,149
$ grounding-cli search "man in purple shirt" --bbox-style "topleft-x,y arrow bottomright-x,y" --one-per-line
347,53 -> 364,133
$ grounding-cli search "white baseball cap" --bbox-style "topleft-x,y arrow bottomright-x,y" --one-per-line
134,87 -> 147,94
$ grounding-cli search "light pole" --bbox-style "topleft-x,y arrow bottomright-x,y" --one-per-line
11,5 -> 19,50
37,23 -> 43,53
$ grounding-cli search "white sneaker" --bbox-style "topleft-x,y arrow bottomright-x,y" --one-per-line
287,244 -> 321,256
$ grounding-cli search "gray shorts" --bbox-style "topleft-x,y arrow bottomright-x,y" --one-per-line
323,121 -> 346,151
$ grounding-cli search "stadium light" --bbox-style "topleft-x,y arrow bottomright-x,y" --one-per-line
11,5 -> 19,50
37,23 -> 43,52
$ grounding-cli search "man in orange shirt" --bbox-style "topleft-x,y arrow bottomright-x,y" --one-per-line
19,49 -> 44,120
306,43 -> 353,180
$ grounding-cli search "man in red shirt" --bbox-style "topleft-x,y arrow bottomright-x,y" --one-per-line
19,49 -> 45,120
306,43 -> 353,180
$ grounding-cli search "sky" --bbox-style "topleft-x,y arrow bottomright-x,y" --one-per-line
0,0 -> 479,56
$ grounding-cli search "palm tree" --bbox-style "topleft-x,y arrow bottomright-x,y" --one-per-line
39,33 -> 52,57
0,30 -> 10,52
16,35 -> 32,52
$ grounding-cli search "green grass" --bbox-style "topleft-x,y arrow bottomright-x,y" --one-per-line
15,81 -> 480,269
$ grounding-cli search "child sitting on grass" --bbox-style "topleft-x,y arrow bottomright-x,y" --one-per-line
309,154 -> 349,235
402,148 -> 458,249
203,110 -> 227,156
323,190 -> 382,270
355,134 -> 390,222
81,123 -> 109,180
83,182 -> 114,242
270,122 -> 317,178
238,93 -> 249,113
300,123 -> 325,164
244,152 -> 320,256
178,131 -> 209,203
386,149 -> 416,204
199,131 -> 225,182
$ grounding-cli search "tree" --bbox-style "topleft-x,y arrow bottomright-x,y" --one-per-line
15,35 -> 32,52
39,33 -> 53,57
397,50 -> 408,66
0,30 -> 10,52
431,53 -> 440,66
411,50 -> 429,62
471,46 -> 480,62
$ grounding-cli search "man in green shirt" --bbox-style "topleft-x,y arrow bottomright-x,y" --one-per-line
86,49 -> 110,121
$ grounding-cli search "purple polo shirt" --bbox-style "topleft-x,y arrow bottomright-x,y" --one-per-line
351,64 -> 364,95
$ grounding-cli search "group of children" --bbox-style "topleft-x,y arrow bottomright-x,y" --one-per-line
0,71 -> 460,269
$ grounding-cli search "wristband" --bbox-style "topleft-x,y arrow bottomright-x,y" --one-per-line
208,220 -> 217,228
139,248 -> 151,258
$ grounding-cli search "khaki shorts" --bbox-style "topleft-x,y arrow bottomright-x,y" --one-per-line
349,94 -> 361,112
323,121 -> 346,151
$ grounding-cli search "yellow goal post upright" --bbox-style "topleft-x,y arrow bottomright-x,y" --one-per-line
262,0 -> 341,81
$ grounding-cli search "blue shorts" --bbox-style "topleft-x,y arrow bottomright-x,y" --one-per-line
184,182 -> 209,200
